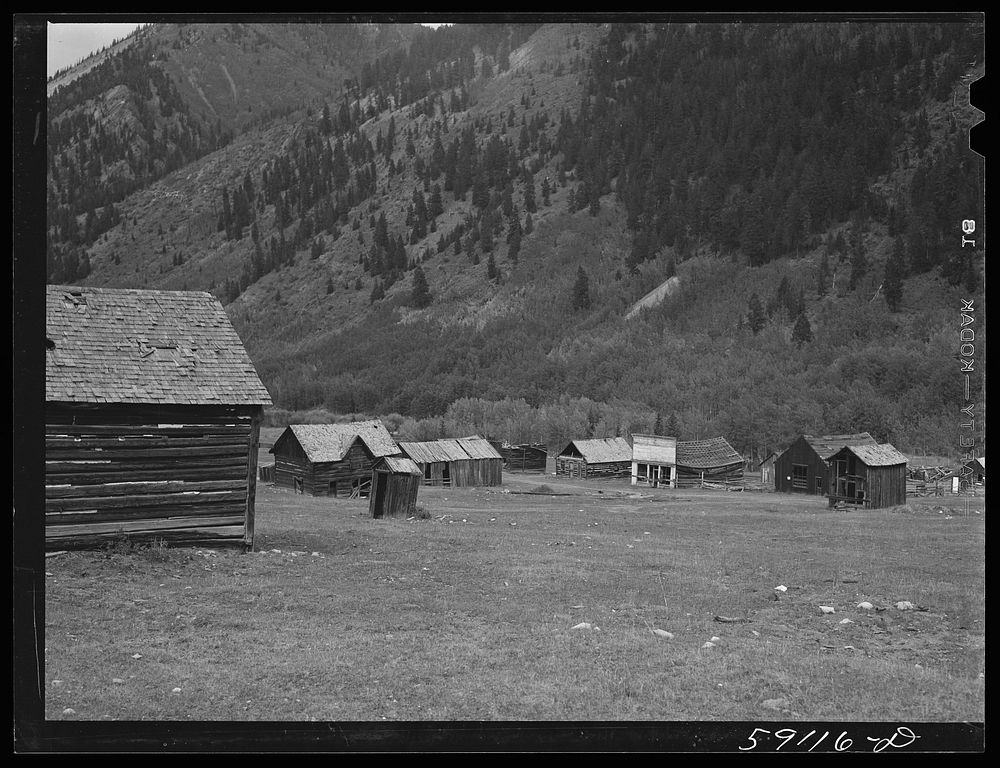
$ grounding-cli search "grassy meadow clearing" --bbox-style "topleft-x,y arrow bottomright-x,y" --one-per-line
42,469 -> 985,727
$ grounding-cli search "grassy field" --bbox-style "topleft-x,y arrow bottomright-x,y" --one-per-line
43,472 -> 985,724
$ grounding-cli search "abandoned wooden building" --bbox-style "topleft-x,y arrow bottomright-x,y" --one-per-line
498,443 -> 549,472
369,456 -> 422,519
827,443 -> 908,509
269,420 -> 400,497
45,285 -> 272,550
630,434 -> 677,487
964,456 -> 985,486
398,436 -> 503,487
555,437 -> 632,479
675,437 -> 745,488
773,433 -> 877,495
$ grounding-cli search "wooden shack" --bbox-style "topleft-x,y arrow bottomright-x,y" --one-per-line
499,443 -> 549,472
45,285 -> 272,550
455,436 -> 504,486
827,443 -> 908,509
398,437 -> 503,487
555,437 -> 632,479
630,434 -> 677,487
964,456 -> 985,486
774,433 -> 877,495
369,456 -> 422,519
675,437 -> 745,488
269,420 -> 400,497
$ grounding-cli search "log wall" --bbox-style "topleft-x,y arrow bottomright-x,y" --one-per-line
273,441 -> 377,497
45,403 -> 261,550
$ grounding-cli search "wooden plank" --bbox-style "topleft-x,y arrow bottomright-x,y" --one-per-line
46,524 -> 247,549
46,436 -> 252,450
46,489 -> 247,513
45,466 -> 248,485
45,424 -> 252,437
45,445 -> 252,461
47,515 -> 247,536
244,414 -> 260,548
46,502 -> 247,525
46,456 -> 248,473
45,479 -> 247,498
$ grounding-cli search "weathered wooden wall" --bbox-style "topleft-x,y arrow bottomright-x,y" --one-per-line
774,437 -> 828,494
675,464 -> 745,488
273,441 -> 376,497
864,464 -> 908,509
499,445 -> 548,472
45,403 -> 261,550
555,457 -> 631,479
369,471 -> 420,518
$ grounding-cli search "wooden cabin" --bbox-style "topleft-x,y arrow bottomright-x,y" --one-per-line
774,433 -> 877,495
45,286 -> 272,550
369,456 -> 422,519
675,437 -> 745,488
455,436 -> 504,486
964,456 -> 985,487
827,443 -> 908,509
398,437 -> 503,487
555,437 -> 632,479
499,443 -> 549,472
269,420 -> 400,497
630,434 -> 677,488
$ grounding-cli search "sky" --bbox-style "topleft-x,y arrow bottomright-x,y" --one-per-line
47,22 -> 144,78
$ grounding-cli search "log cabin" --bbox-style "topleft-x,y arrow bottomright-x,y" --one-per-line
269,420 -> 400,497
555,437 -> 632,479
827,443 -> 908,509
45,286 -> 272,550
774,433 -> 877,495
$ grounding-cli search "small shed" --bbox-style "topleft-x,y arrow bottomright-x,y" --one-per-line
827,443 -> 908,509
555,437 -> 632,479
369,456 -> 422,519
499,443 -> 549,472
631,434 -> 677,487
774,433 -> 877,495
675,437 -> 745,488
269,420 -> 400,497
45,285 -> 272,550
759,452 -> 777,485
398,439 -> 473,487
964,456 -> 985,486
455,436 -> 504,486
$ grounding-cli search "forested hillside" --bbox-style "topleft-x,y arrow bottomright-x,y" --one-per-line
45,19 -> 984,462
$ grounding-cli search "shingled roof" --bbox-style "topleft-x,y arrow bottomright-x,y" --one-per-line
398,439 -> 473,464
559,437 -> 633,464
277,421 -> 399,463
46,285 -> 272,405
801,432 -> 877,460
455,436 -> 503,460
835,443 -> 909,467
676,437 -> 744,469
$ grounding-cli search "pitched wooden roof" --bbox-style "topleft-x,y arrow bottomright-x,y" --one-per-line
375,456 -> 422,475
46,285 -> 272,405
398,439 -> 472,464
676,437 -> 743,469
278,421 -> 399,463
835,443 -> 909,467
802,432 -> 877,460
456,436 -> 503,460
559,437 -> 633,463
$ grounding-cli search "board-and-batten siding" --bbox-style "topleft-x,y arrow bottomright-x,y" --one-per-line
864,464 -> 908,509
45,403 -> 261,549
774,436 -> 829,494
273,441 -> 376,496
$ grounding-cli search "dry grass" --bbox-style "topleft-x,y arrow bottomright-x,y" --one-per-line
43,475 -> 985,723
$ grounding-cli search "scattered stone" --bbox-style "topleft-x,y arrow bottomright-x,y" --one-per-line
762,697 -> 789,710
839,618 -> 854,625
774,585 -> 788,593
45,572 -> 53,577
131,654 -> 142,660
62,708 -> 76,716
857,602 -> 874,610
819,605 -> 836,614
171,687 -> 182,694
751,630 -> 760,637
112,678 -> 125,684
842,645 -> 857,651
710,636 -> 721,643
52,680 -> 63,687
714,615 -> 749,623
652,629 -> 674,640
895,601 -> 916,611
701,641 -> 716,649
571,622 -> 593,630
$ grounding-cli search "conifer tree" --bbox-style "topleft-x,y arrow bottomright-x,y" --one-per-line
410,265 -> 432,308
571,266 -> 591,311
883,236 -> 906,312
747,293 -> 766,335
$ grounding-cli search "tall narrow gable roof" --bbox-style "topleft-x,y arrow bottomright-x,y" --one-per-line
46,285 -> 272,405
280,421 -> 399,463
560,437 -> 633,464
802,432 -> 877,460
676,437 -> 744,469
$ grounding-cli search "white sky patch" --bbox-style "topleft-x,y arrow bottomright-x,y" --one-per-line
47,22 -> 143,78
